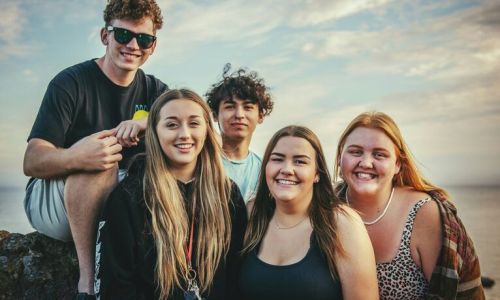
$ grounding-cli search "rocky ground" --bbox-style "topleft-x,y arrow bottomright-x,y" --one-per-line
0,230 -> 78,300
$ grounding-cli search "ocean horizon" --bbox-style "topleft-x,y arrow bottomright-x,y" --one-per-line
1,185 -> 499,298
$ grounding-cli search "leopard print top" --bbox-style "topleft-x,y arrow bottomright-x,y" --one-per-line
376,199 -> 430,300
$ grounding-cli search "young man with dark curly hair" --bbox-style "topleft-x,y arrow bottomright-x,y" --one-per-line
22,1 -> 167,298
206,64 -> 273,203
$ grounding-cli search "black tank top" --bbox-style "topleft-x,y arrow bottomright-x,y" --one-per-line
238,234 -> 343,300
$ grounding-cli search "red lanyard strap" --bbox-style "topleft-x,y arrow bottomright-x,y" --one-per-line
185,197 -> 196,266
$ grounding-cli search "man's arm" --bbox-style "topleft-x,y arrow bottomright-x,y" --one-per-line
23,129 -> 122,179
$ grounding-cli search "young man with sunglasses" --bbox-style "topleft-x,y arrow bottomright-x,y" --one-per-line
206,65 -> 274,203
22,1 -> 167,299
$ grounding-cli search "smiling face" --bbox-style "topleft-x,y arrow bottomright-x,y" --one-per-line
156,99 -> 207,178
217,96 -> 263,142
340,127 -> 400,197
265,136 -> 319,205
101,17 -> 156,75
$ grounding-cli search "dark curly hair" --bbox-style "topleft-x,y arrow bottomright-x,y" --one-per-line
104,0 -> 163,31
206,63 -> 274,118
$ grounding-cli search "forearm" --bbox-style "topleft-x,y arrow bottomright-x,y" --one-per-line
23,139 -> 79,179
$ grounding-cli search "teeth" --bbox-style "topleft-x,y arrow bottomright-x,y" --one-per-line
277,179 -> 297,185
122,53 -> 139,58
356,172 -> 375,179
176,144 -> 192,149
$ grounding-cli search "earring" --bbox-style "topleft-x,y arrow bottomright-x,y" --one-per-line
314,178 -> 319,183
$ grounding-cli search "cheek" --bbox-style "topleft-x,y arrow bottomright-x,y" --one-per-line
339,155 -> 351,172
195,128 -> 208,147
265,164 -> 275,185
156,129 -> 174,148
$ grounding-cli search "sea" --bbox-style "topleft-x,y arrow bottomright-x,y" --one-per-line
1,185 -> 499,299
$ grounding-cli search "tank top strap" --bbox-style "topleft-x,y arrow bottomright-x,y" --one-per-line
399,198 -> 430,257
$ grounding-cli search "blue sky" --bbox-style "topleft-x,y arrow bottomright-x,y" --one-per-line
0,0 -> 499,188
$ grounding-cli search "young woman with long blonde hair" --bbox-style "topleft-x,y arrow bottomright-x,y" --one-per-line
334,111 -> 484,300
95,89 -> 247,299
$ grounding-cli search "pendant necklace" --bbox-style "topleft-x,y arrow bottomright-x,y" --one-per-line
346,187 -> 395,226
274,215 -> 308,230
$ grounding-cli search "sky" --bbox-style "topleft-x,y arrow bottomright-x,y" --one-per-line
0,0 -> 499,189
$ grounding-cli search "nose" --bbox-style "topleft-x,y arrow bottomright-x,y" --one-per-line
126,37 -> 140,50
280,161 -> 294,176
234,105 -> 245,119
358,154 -> 373,168
178,124 -> 190,140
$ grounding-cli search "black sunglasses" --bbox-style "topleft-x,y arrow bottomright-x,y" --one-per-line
106,26 -> 156,49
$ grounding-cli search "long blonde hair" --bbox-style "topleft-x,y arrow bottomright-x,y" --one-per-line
243,125 -> 345,278
334,111 -> 448,198
144,89 -> 232,298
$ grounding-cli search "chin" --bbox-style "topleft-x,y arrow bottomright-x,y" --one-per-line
272,193 -> 296,203
351,185 -> 379,195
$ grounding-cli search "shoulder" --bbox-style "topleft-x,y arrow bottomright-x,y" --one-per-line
49,60 -> 97,89
249,151 -> 262,163
409,191 -> 441,229
142,72 -> 168,94
334,205 -> 370,245
334,205 -> 373,252
335,205 -> 364,229
53,60 -> 95,81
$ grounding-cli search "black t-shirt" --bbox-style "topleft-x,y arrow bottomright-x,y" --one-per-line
28,59 -> 167,168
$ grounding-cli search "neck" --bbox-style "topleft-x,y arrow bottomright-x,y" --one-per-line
347,186 -> 395,221
273,205 -> 310,230
222,135 -> 252,160
170,165 -> 195,183
96,56 -> 137,87
274,192 -> 312,218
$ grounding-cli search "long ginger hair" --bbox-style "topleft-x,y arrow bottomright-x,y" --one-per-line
144,89 -> 232,298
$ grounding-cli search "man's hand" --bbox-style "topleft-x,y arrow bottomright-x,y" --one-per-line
69,129 -> 123,171
114,118 -> 147,148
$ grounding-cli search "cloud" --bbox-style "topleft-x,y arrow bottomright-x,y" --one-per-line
297,0 -> 500,83
152,1 -> 284,60
287,0 -> 394,27
0,1 -> 30,60
154,0 -> 398,63
0,1 -> 25,42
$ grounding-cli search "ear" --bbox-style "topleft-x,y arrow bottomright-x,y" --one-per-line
395,160 -> 401,175
212,111 -> 219,122
149,40 -> 157,54
100,27 -> 109,46
258,112 -> 264,124
314,173 -> 320,183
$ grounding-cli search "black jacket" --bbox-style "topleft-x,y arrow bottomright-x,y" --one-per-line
95,158 -> 247,299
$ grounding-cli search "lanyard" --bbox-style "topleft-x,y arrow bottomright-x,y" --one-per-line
185,198 -> 196,266
184,196 -> 202,299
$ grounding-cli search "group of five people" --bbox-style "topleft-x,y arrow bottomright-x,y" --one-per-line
23,0 -> 485,299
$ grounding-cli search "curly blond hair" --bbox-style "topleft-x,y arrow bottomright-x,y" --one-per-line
104,0 -> 163,31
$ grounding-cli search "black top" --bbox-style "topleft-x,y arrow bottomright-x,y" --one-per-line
28,59 -> 167,169
95,157 -> 247,299
239,234 -> 343,300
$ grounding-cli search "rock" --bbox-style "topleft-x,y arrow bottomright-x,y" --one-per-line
482,276 -> 495,288
0,231 -> 78,300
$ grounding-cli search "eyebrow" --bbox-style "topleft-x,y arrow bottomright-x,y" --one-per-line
164,115 -> 203,120
347,144 -> 390,152
270,152 -> 312,160
222,99 -> 257,105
